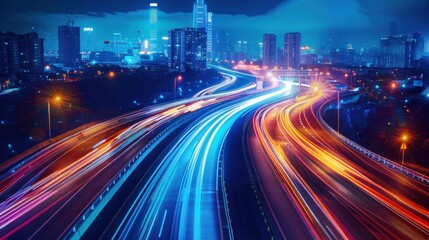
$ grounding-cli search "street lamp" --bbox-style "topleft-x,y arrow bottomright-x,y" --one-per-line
400,135 -> 408,165
337,90 -> 340,133
174,75 -> 182,100
313,86 -> 319,92
47,96 -> 62,144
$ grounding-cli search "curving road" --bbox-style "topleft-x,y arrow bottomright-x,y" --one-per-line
0,72 -> 261,239
81,77 -> 292,239
1,69 -> 428,240
249,88 -> 429,239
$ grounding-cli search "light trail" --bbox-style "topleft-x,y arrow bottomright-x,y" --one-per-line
250,88 -> 429,239
0,71 -> 259,239
111,80 -> 292,239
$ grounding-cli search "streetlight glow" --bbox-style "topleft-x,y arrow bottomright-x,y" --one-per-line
174,75 -> 183,99
47,94 -> 67,144
399,131 -> 410,166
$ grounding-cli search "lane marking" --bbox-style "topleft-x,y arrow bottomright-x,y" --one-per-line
158,209 -> 168,238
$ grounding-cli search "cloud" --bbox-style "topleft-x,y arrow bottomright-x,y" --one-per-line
1,0 -> 427,51
215,0 -> 370,32
0,0 -> 372,50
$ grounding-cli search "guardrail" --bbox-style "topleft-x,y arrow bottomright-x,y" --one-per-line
62,115 -> 193,239
318,98 -> 429,185
0,122 -> 98,178
217,143 -> 234,239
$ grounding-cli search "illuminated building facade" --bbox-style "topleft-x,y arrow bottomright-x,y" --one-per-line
207,12 -> 213,60
58,21 -> 81,66
263,34 -> 277,68
168,28 -> 207,72
81,27 -> 94,53
0,32 -> 44,76
379,36 -> 409,68
284,32 -> 301,70
193,0 -> 207,29
149,2 -> 158,53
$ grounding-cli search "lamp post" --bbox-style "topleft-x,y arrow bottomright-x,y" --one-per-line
337,90 -> 340,133
47,96 -> 62,144
400,135 -> 407,165
174,75 -> 182,100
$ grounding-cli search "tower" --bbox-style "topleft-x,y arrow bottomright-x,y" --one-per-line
149,2 -> 158,53
58,20 -> 81,66
284,32 -> 301,70
193,0 -> 207,29
207,12 -> 213,60
169,28 -> 207,72
263,34 -> 277,68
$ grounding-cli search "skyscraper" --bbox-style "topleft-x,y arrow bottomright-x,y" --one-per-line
0,32 -> 44,76
113,32 -> 127,55
149,2 -> 158,53
263,34 -> 277,68
168,28 -> 207,72
193,0 -> 207,29
284,32 -> 301,69
379,35 -> 408,68
161,36 -> 169,57
81,27 -> 94,53
216,31 -> 232,61
207,12 -> 213,60
58,21 -> 81,66
411,31 -> 424,60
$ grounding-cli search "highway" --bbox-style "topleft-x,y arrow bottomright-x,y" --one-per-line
81,76 -> 292,239
249,88 -> 429,239
1,68 -> 428,240
0,72 -> 263,239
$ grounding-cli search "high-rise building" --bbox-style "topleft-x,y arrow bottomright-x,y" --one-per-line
411,31 -> 424,60
345,44 -> 356,66
168,28 -> 207,72
258,42 -> 263,59
193,0 -> 207,29
58,21 -> 81,66
0,32 -> 44,76
263,34 -> 277,68
234,40 -> 248,62
149,2 -> 158,53
284,32 -> 301,69
379,35 -> 409,68
161,36 -> 169,57
300,46 -> 317,65
215,31 -> 232,61
207,12 -> 213,60
81,27 -> 94,53
113,32 -> 128,55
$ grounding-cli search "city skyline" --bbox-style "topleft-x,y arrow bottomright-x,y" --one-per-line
1,0 -> 428,53
1,1 -> 429,239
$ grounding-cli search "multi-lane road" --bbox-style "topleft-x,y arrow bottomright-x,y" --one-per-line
249,89 -> 429,239
0,68 -> 428,239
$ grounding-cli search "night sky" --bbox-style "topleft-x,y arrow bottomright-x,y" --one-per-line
1,0 -> 428,52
